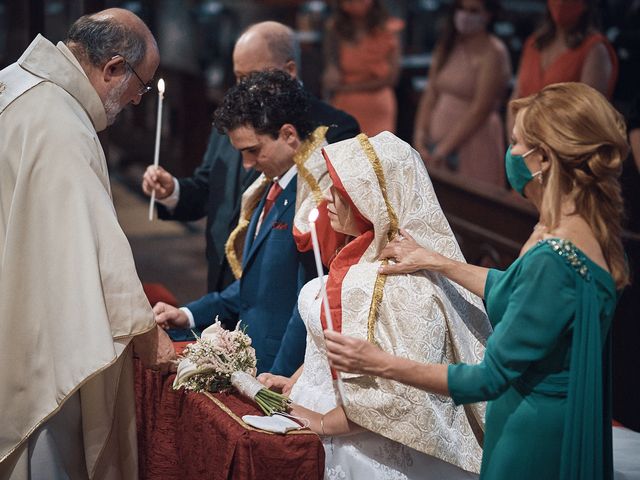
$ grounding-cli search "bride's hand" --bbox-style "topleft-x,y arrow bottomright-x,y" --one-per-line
257,373 -> 291,394
257,373 -> 299,396
378,229 -> 446,275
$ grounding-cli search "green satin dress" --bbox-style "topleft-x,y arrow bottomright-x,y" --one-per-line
448,238 -> 617,479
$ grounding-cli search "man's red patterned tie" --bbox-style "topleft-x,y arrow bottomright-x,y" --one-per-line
262,181 -> 283,218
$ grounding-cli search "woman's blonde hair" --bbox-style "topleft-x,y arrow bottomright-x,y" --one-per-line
511,82 -> 629,288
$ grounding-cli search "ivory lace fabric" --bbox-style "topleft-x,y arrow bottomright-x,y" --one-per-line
290,278 -> 478,479
294,132 -> 492,474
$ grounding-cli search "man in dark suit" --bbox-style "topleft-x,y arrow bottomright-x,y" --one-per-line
153,71 -> 320,376
142,21 -> 359,295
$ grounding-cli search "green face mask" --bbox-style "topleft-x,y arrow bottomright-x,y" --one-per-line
505,145 -> 540,196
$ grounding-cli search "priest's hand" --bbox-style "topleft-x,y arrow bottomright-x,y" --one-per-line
153,302 -> 190,330
324,330 -> 390,377
134,325 -> 177,375
142,165 -> 175,199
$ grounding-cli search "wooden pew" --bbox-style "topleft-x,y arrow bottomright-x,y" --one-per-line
428,168 -> 537,269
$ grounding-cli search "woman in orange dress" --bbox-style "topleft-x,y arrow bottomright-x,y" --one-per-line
413,0 -> 511,187
323,0 -> 403,136
507,0 -> 618,132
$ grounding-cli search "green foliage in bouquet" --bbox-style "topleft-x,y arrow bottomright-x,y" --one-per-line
254,389 -> 291,416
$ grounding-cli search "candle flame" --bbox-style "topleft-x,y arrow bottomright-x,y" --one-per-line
157,78 -> 165,94
308,208 -> 319,223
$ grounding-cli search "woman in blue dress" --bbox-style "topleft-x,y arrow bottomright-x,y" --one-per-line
324,82 -> 629,480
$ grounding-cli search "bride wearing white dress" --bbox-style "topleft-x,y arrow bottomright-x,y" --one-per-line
262,132 -> 491,479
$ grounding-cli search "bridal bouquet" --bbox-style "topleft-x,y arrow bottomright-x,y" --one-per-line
173,320 -> 290,415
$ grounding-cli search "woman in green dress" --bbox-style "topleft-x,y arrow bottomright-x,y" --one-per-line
324,82 -> 630,479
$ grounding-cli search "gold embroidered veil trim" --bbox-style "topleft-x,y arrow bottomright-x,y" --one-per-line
225,178 -> 269,279
356,133 -> 399,342
294,126 -> 329,206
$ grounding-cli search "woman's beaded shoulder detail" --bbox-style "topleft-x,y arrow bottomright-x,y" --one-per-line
538,238 -> 591,281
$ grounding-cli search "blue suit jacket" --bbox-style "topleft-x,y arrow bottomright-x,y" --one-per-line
185,175 -> 313,375
157,97 -> 359,294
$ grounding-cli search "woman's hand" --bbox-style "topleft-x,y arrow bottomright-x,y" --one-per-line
326,331 -> 451,397
257,373 -> 296,396
417,145 -> 433,167
324,330 -> 390,377
382,229 -> 490,298
288,403 -> 323,433
430,146 -> 447,169
378,229 -> 446,275
413,131 -> 433,167
288,403 -> 360,436
414,139 -> 445,170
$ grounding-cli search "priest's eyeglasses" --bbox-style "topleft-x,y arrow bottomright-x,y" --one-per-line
112,54 -> 153,96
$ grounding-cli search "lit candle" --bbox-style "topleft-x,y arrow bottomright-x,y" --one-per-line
149,78 -> 165,221
308,208 -> 334,330
308,208 -> 346,403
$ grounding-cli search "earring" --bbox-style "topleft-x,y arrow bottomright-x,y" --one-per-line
532,170 -> 543,184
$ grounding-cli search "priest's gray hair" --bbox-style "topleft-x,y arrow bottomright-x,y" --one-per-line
65,15 -> 146,67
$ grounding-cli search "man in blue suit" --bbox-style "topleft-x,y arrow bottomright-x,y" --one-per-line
154,71 -> 317,376
142,21 -> 358,295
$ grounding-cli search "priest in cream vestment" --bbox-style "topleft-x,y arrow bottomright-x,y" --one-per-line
0,9 -> 174,480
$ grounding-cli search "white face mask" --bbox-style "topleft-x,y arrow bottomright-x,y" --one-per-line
454,9 -> 489,36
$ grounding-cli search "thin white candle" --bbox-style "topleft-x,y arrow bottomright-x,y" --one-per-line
308,208 -> 346,404
308,208 -> 335,331
149,78 -> 165,221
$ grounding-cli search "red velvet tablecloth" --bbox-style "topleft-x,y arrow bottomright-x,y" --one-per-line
134,355 -> 324,480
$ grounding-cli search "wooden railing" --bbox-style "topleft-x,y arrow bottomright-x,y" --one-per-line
429,168 -> 538,269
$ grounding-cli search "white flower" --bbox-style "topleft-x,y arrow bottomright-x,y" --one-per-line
173,319 -> 257,393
